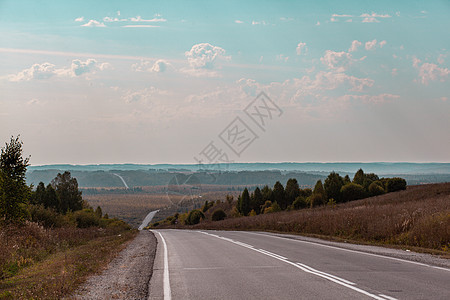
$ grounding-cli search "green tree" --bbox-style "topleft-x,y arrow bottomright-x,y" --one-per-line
273,181 -> 286,210
340,183 -> 366,202
0,136 -> 30,222
185,209 -> 205,225
95,206 -> 103,218
368,181 -> 385,196
238,188 -> 251,216
251,187 -> 264,214
292,196 -> 308,209
51,171 -> 83,213
44,184 -> 59,210
31,182 -> 46,205
352,169 -> 365,186
343,175 -> 351,184
211,209 -> 227,221
261,185 -> 273,203
385,178 -> 407,192
324,172 -> 344,203
311,180 -> 327,206
285,178 -> 300,208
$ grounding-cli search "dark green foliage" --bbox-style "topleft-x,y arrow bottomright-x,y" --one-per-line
31,182 -> 45,205
250,187 -> 264,214
324,172 -> 344,202
285,178 -> 300,208
343,175 -> 351,184
73,209 -> 100,228
95,206 -> 103,218
44,184 -> 59,210
341,183 -> 366,202
292,196 -> 308,209
369,181 -> 385,196
299,188 -> 312,198
211,209 -> 227,221
185,209 -> 205,225
312,180 -> 327,205
0,136 -> 30,222
201,200 -> 214,212
51,171 -> 83,213
385,177 -> 407,192
261,185 -> 273,203
237,188 -> 251,216
273,181 -> 287,209
307,194 -> 325,207
352,169 -> 365,186
28,205 -> 69,228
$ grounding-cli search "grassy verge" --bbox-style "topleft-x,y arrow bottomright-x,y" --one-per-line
0,223 -> 137,299
162,183 -> 450,254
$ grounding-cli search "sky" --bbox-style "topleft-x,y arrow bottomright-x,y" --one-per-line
0,0 -> 449,165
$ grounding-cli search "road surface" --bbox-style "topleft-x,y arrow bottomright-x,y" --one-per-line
149,230 -> 449,300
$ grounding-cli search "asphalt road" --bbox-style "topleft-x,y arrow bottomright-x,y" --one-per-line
148,230 -> 449,300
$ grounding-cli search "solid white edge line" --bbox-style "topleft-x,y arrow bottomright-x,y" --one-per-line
247,232 -> 449,272
199,231 -> 386,300
378,294 -> 399,300
156,231 -> 171,300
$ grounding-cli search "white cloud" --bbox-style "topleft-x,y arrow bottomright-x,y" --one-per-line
437,54 -> 446,64
340,93 -> 399,104
414,61 -> 450,85
348,40 -> 362,52
122,87 -> 169,103
130,16 -> 167,22
151,60 -> 170,72
296,42 -> 307,55
8,62 -> 57,81
235,20 -> 243,24
8,59 -> 111,81
185,43 -> 229,69
365,39 -> 377,50
392,68 -> 398,76
81,20 -> 106,27
122,25 -> 160,28
332,14 -> 354,18
320,50 -> 353,72
316,21 -> 321,26
362,17 -> 380,23
75,17 -> 84,22
379,40 -> 387,48
360,12 -> 391,23
276,54 -> 289,62
252,20 -> 267,25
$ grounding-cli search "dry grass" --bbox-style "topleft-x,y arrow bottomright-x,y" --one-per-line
191,183 -> 450,252
0,222 -> 137,299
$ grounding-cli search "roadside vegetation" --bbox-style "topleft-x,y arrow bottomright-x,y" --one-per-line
151,170 -> 449,253
0,136 -> 136,299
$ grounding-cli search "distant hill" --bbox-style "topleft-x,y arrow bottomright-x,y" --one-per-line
28,162 -> 450,174
26,163 -> 450,188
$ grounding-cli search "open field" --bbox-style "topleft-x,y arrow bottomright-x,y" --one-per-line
186,183 -> 450,253
82,185 -> 242,227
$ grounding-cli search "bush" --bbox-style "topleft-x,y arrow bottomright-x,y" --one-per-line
185,209 -> 205,225
211,209 -> 227,221
292,196 -> 308,210
28,205 -> 70,228
73,209 -> 100,228
386,178 -> 407,193
340,183 -> 366,202
368,181 -> 385,196
307,194 -> 325,208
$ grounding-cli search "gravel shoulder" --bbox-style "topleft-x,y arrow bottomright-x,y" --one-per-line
71,230 -> 157,299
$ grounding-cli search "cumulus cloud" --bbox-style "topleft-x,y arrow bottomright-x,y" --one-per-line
122,87 -> 169,103
81,20 -> 106,27
379,40 -> 387,48
414,61 -> 450,85
320,50 -> 353,72
365,39 -> 377,50
360,12 -> 391,23
133,59 -> 170,73
185,43 -> 229,69
75,17 -> 84,22
8,59 -> 111,81
348,40 -> 362,52
296,42 -> 307,55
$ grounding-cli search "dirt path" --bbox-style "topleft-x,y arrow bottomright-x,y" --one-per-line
72,230 -> 157,299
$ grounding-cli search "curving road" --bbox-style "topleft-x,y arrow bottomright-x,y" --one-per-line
148,230 -> 449,300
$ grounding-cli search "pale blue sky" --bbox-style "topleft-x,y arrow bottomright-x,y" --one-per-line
0,0 -> 449,164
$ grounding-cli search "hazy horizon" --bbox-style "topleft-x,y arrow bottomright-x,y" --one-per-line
1,1 -> 449,165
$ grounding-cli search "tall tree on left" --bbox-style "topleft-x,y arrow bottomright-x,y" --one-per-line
0,136 -> 30,222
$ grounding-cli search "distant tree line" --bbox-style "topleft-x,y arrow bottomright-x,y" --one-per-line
236,169 -> 407,216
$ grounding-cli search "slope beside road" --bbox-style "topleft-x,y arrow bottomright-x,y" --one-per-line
149,230 -> 449,300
